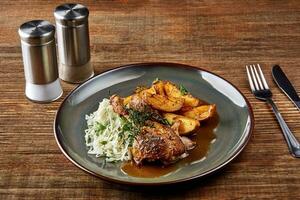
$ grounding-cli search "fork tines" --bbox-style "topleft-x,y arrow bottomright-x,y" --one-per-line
246,64 -> 269,92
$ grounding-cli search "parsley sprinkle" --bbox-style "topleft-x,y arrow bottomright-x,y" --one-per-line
179,84 -> 188,95
152,78 -> 160,84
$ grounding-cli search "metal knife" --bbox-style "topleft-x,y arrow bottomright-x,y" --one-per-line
272,65 -> 300,111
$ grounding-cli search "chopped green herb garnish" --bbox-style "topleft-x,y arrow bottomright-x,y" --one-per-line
126,108 -> 151,126
101,141 -> 107,145
120,115 -> 140,146
179,84 -> 188,95
95,122 -> 106,132
161,118 -> 171,126
125,106 -> 169,127
152,78 -> 160,84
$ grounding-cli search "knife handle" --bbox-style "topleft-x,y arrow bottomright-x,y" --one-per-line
267,98 -> 300,158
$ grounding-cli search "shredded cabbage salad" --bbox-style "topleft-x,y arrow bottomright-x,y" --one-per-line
84,98 -> 133,162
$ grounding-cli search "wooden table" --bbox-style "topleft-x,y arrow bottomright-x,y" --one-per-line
1,0 -> 300,199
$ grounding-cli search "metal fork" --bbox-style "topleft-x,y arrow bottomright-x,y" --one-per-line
246,64 -> 300,158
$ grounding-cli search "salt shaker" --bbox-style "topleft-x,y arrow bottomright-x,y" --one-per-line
18,20 -> 63,103
54,3 -> 94,83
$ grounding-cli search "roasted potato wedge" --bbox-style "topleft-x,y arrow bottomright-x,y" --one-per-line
182,94 -> 199,107
164,81 -> 181,98
180,106 -> 193,113
183,104 -> 216,121
141,92 -> 184,112
137,86 -> 156,97
164,81 -> 200,107
153,81 -> 165,95
163,113 -> 200,135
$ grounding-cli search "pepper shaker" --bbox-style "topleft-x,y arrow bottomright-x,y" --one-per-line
54,3 -> 94,83
18,20 -> 63,103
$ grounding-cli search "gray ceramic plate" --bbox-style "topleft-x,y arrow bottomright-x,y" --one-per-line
54,63 -> 254,185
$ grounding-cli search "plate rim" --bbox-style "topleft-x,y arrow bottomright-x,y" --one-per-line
53,62 -> 254,185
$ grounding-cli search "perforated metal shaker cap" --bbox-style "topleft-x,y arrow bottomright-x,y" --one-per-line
54,3 -> 89,26
19,20 -> 55,45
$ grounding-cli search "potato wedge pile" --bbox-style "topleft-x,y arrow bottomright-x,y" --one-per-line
123,80 -> 216,135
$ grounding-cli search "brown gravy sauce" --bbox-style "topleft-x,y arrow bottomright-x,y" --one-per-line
121,114 -> 219,178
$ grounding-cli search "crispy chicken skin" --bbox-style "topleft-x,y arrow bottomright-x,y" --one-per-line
110,95 -> 127,116
128,94 -> 148,112
131,121 -> 187,165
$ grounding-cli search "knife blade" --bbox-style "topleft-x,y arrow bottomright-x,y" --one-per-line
272,65 -> 300,111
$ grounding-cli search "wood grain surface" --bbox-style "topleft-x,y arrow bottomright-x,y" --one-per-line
1,0 -> 300,199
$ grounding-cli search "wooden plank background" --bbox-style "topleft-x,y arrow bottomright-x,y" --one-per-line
1,0 -> 300,199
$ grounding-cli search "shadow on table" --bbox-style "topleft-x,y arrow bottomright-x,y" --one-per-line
105,166 -> 230,198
